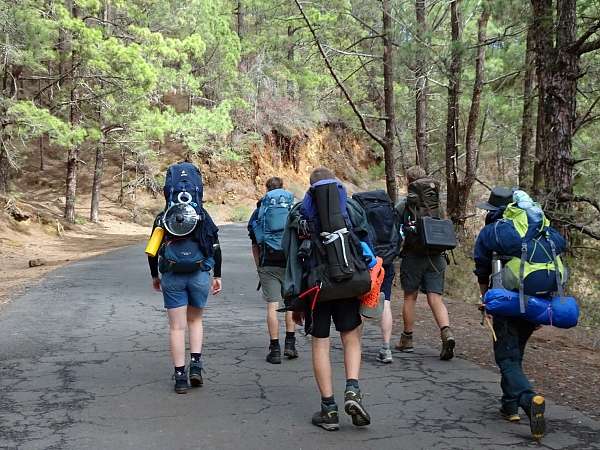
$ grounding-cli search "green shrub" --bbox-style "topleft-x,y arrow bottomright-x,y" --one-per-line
368,162 -> 385,181
228,205 -> 252,223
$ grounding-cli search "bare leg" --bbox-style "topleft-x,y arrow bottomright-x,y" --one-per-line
167,306 -> 188,367
187,306 -> 204,354
380,301 -> 393,345
312,337 -> 333,397
340,326 -> 362,380
266,302 -> 279,340
426,293 -> 450,329
402,291 -> 418,333
285,311 -> 296,333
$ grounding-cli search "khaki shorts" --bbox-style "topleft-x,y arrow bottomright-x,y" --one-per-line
257,266 -> 285,303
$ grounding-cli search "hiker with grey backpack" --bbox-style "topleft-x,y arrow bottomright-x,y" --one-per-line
248,177 -> 298,364
396,166 -> 457,360
146,162 -> 222,394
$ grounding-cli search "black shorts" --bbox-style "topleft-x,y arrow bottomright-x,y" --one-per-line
304,298 -> 362,338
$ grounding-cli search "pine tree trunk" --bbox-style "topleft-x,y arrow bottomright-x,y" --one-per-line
64,3 -> 79,223
531,0 -> 552,195
415,0 -> 429,172
90,142 -> 104,223
287,25 -> 295,99
0,128 -> 10,195
452,1 -> 489,227
543,0 -> 577,227
382,0 -> 397,202
519,22 -> 536,190
445,0 -> 462,222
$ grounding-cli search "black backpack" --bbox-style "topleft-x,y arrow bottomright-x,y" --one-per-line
352,190 -> 400,265
302,182 -> 371,302
404,178 -> 456,253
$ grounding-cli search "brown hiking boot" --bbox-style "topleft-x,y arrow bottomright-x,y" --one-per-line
395,332 -> 414,353
440,327 -> 455,360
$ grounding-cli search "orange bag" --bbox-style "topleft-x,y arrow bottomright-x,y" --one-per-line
361,257 -> 385,308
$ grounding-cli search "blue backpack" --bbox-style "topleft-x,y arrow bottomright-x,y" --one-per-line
159,237 -> 215,274
252,188 -> 294,253
164,162 -> 203,212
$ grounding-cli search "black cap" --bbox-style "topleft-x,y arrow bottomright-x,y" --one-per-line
476,187 -> 514,211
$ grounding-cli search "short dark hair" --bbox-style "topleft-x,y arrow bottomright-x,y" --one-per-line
309,167 -> 336,185
266,177 -> 284,191
406,165 -> 427,184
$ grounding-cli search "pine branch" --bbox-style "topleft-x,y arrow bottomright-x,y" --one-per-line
293,0 -> 384,147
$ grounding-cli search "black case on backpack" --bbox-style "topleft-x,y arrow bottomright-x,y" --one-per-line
418,216 -> 457,252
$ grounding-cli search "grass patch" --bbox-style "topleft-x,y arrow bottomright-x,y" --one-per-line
367,162 -> 385,181
228,205 -> 252,223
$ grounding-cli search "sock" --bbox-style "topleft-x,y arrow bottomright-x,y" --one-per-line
403,331 -> 413,336
321,395 -> 335,406
190,353 -> 201,363
382,342 -> 390,350
270,339 -> 279,347
286,332 -> 295,339
175,365 -> 185,375
346,378 -> 359,389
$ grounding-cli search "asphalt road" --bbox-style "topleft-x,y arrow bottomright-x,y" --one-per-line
1,224 -> 599,450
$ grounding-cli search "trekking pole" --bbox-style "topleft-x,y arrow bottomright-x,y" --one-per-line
479,297 -> 497,342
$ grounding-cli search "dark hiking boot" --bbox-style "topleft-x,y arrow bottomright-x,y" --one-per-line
440,327 -> 455,361
266,343 -> 281,364
311,403 -> 339,431
173,370 -> 189,394
344,387 -> 371,427
529,395 -> 546,441
284,336 -> 299,359
189,360 -> 203,387
500,406 -> 521,422
395,332 -> 414,353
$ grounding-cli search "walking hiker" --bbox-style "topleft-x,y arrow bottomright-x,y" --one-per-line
248,177 -> 298,364
146,162 -> 222,394
396,166 -> 456,360
281,167 -> 372,431
352,190 -> 401,363
474,187 -> 569,440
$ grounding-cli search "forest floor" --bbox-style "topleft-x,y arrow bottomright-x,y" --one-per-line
389,285 -> 600,420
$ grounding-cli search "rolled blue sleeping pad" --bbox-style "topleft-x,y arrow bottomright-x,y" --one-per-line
360,241 -> 377,269
483,288 -> 579,329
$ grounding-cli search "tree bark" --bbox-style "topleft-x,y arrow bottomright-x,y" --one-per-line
414,0 -> 429,172
382,0 -> 398,202
287,25 -> 295,99
90,142 -> 104,222
519,21 -> 536,190
531,0 -> 552,195
64,2 -> 80,223
445,0 -> 462,222
462,2 -> 490,192
0,126 -> 10,195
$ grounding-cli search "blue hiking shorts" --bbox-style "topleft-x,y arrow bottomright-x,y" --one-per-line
160,270 -> 211,309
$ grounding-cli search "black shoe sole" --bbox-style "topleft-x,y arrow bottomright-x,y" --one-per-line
266,356 -> 281,364
530,396 -> 546,441
189,374 -> 203,387
344,400 -> 371,427
174,386 -> 188,394
284,350 -> 298,359
440,338 -> 455,361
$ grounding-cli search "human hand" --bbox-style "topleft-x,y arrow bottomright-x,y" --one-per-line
212,277 -> 222,295
292,310 -> 304,326
152,277 -> 161,292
